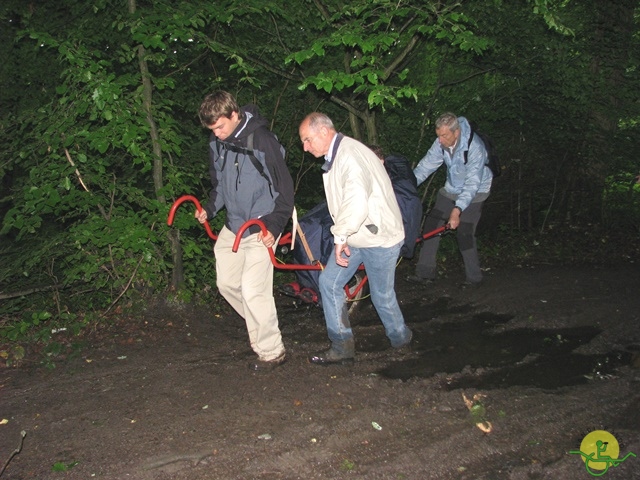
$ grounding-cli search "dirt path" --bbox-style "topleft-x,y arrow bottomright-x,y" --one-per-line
1,264 -> 639,479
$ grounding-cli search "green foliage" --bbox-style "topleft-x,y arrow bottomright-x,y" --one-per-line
530,0 -> 575,36
0,0 -> 639,353
0,0 -> 220,334
1,311 -> 52,342
287,0 -> 491,110
0,344 -> 25,366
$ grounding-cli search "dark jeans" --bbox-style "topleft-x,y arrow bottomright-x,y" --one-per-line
414,191 -> 485,283
319,241 -> 412,353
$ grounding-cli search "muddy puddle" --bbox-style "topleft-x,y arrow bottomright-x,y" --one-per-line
373,299 -> 633,390
278,293 -> 634,391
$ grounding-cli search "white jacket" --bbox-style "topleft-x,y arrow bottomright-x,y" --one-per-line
323,135 -> 404,248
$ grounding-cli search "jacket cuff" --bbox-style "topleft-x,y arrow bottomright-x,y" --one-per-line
333,234 -> 347,245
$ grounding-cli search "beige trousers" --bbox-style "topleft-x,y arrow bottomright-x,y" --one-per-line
214,226 -> 284,361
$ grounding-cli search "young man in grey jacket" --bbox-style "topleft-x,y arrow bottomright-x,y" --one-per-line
196,91 -> 294,372
408,112 -> 493,287
299,112 -> 412,365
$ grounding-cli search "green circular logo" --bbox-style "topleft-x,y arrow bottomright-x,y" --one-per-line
579,430 -> 620,472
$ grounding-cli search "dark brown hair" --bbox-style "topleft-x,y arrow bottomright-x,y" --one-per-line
198,91 -> 241,127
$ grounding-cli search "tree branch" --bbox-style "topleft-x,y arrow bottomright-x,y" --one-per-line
0,284 -> 66,301
382,34 -> 421,81
328,95 -> 366,121
312,0 -> 332,22
64,142 -> 109,221
440,67 -> 496,88
0,430 -> 26,477
64,148 -> 89,192
204,37 -> 302,82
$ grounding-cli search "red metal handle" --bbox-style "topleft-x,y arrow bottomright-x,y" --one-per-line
232,219 -> 323,271
417,225 -> 448,243
279,231 -> 292,246
167,195 -> 217,240
231,219 -> 266,252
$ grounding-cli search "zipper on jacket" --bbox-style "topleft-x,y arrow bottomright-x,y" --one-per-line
235,156 -> 241,190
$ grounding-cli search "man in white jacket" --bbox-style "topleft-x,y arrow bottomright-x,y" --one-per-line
299,112 -> 413,365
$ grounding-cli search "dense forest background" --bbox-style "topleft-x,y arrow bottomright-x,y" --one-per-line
0,0 -> 639,351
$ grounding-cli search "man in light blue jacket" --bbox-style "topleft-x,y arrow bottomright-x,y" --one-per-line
408,112 -> 492,287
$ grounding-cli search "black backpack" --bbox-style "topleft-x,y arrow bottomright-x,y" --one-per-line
463,128 -> 501,178
383,154 -> 423,259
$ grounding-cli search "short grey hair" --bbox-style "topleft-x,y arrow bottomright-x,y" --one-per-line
435,112 -> 459,132
305,112 -> 335,131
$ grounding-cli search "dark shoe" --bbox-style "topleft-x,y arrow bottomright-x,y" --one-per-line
393,330 -> 413,350
392,343 -> 413,356
308,349 -> 354,366
459,280 -> 481,290
405,274 -> 434,285
249,352 -> 286,372
392,332 -> 413,355
392,344 -> 414,357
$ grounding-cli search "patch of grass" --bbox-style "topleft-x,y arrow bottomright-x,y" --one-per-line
340,458 -> 356,472
52,460 -> 78,472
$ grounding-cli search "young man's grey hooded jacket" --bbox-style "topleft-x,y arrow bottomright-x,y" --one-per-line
204,105 -> 294,237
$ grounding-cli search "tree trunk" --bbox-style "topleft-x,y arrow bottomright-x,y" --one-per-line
348,110 -> 362,140
168,229 -> 184,289
363,110 -> 377,145
128,0 -> 184,290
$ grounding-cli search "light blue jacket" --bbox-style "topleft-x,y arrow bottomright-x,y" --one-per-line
413,116 -> 492,211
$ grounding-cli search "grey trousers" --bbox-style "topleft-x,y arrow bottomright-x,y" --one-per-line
414,191 -> 485,283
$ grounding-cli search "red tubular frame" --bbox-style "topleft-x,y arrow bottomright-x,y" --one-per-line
167,195 -> 294,246
419,225 -> 447,242
167,195 -> 449,301
167,195 -> 218,240
231,219 -> 322,271
167,195 -> 319,271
